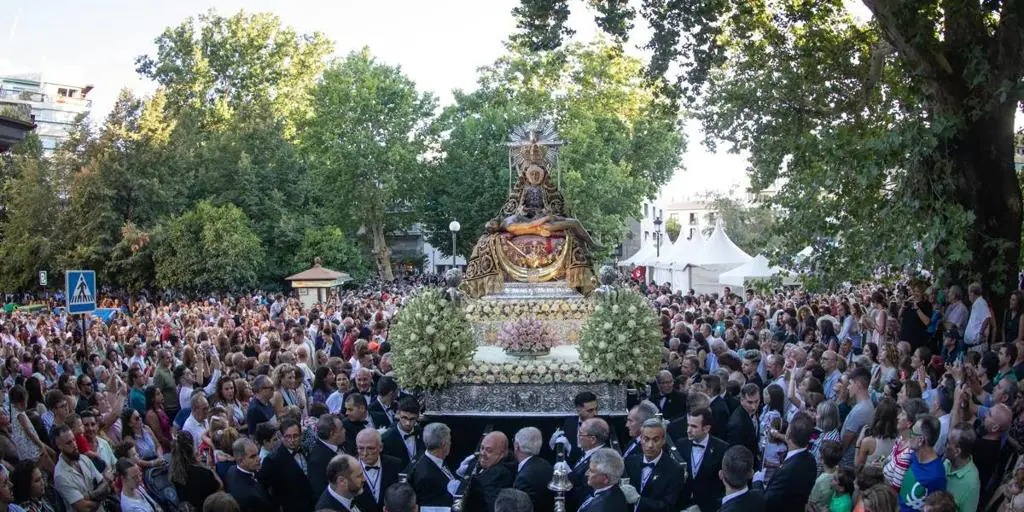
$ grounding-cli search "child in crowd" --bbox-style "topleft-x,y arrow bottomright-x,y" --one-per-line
831,467 -> 856,512
811,440 -> 842,510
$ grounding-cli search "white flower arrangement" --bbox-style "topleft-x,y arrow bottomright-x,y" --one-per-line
453,359 -> 596,385
465,299 -> 593,321
579,288 -> 662,384
390,288 -> 475,391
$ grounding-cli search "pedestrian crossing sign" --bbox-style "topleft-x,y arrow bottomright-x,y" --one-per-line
65,270 -> 96,314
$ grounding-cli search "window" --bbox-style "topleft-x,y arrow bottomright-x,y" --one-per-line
644,204 -> 649,218
57,88 -> 68,97
689,213 -> 696,224
644,231 -> 649,241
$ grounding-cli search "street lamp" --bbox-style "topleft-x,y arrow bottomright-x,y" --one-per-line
653,216 -> 663,258
448,220 -> 461,269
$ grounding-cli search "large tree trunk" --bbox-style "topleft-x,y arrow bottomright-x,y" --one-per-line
369,212 -> 394,282
949,103 -> 1022,320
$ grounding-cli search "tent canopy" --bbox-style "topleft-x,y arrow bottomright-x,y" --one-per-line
687,219 -> 751,268
619,243 -> 656,267
718,254 -> 799,287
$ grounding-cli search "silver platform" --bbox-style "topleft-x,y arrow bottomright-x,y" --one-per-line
422,381 -> 628,416
485,281 -> 582,301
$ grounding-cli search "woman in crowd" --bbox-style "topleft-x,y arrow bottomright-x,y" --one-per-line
325,371 -> 351,415
174,354 -> 220,412
8,387 -> 53,473
211,377 -> 246,433
854,398 -> 898,470
310,367 -> 334,407
1005,290 -> 1024,345
10,460 -> 54,512
271,363 -> 307,417
813,400 -> 842,469
119,408 -> 163,465
170,433 -> 221,510
881,398 -> 928,489
760,383 -> 789,479
117,458 -> 162,512
143,386 -> 172,452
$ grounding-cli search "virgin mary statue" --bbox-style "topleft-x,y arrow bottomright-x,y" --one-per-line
461,121 -> 597,298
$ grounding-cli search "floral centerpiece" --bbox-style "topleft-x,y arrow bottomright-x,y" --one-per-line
578,288 -> 662,384
496,318 -> 558,357
389,288 -> 475,391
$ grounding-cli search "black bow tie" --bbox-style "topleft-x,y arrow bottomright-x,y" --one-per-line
691,443 -> 705,449
643,462 -> 656,470
402,433 -> 415,440
290,449 -> 303,456
364,465 -> 379,471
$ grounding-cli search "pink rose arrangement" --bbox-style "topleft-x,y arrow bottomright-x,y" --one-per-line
497,318 -> 559,356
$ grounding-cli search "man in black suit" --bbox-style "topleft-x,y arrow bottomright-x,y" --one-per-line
550,391 -> 600,464
309,414 -> 347,499
726,383 -> 761,460
368,376 -> 398,429
622,401 -> 660,461
578,448 -> 628,512
675,407 -> 728,512
315,454 -> 365,511
762,411 -> 817,512
705,375 -> 731,440
405,422 -> 456,508
352,428 -> 402,512
352,368 -> 376,403
458,431 -> 514,512
651,370 -> 687,421
342,392 -> 373,454
381,397 -> 424,469
624,418 -> 684,511
719,445 -> 765,512
568,417 -> 611,511
258,418 -> 316,512
512,426 -> 554,511
224,438 -> 275,512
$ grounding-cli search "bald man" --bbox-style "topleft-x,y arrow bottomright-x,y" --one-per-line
461,431 -> 514,512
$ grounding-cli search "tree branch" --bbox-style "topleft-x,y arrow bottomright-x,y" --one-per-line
861,0 -> 966,106
994,0 -> 1024,84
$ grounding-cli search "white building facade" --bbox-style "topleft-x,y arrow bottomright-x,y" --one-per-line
0,73 -> 93,154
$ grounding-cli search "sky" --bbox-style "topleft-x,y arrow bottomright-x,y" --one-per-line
1,0 -> 751,202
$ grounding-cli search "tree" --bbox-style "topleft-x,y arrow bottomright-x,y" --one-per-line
291,227 -> 372,282
700,193 -> 779,257
302,48 -> 437,281
664,216 -> 681,242
153,201 -> 264,293
513,0 -> 1024,308
420,41 -> 683,262
135,9 -> 333,137
0,135 -> 62,290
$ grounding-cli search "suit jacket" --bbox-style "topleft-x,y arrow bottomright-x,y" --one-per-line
314,489 -> 356,511
675,435 -> 728,512
621,437 -> 642,461
463,462 -> 514,512
568,447 -> 601,511
225,465 -> 276,512
308,439 -> 344,499
579,485 -> 629,512
353,454 -> 402,512
666,417 -> 688,444
513,456 -> 554,512
725,395 -> 740,415
258,444 -> 316,512
721,489 -> 766,512
624,452 -> 684,512
404,453 -> 455,508
381,425 -> 423,469
725,406 -> 758,459
652,389 -> 688,421
709,396 -> 731,440
763,449 -> 816,512
341,418 -> 371,455
367,398 -> 395,429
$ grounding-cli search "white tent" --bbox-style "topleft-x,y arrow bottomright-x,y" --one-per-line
650,236 -> 682,284
677,220 -> 752,294
718,254 -> 799,287
665,232 -> 706,292
618,243 -> 655,267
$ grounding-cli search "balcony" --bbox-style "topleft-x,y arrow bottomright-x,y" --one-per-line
0,88 -> 92,109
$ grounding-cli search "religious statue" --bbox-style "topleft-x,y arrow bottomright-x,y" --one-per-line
462,121 -> 597,298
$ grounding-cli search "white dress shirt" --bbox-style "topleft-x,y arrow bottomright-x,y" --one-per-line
722,487 -> 749,505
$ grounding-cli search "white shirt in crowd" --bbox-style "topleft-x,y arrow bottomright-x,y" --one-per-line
965,296 -> 990,345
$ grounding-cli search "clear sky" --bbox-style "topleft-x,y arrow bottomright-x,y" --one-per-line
1,0 -> 751,201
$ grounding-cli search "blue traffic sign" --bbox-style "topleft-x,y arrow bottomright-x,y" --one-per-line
65,270 -> 96,314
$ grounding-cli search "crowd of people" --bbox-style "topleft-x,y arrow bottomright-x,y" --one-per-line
0,272 -> 1019,512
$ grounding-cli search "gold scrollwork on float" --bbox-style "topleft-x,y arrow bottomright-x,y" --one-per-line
494,235 -> 572,282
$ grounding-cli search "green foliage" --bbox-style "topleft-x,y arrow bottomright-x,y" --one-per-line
389,288 -> 474,390
579,288 -> 662,384
664,216 -> 681,242
0,134 -> 61,290
135,9 -> 333,137
515,0 -> 1024,302
301,48 -> 437,281
700,193 -> 779,257
153,201 -> 264,292
291,227 -> 372,282
421,40 -> 683,262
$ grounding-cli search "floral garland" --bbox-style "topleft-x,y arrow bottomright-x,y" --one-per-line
497,318 -> 559,354
578,288 -> 663,384
454,360 -> 598,384
465,299 -> 592,321
389,288 -> 475,391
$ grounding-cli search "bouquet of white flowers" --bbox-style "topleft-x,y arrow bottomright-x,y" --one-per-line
578,288 -> 662,384
389,288 -> 474,391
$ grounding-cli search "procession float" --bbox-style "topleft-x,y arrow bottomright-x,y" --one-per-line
389,121 -> 664,417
